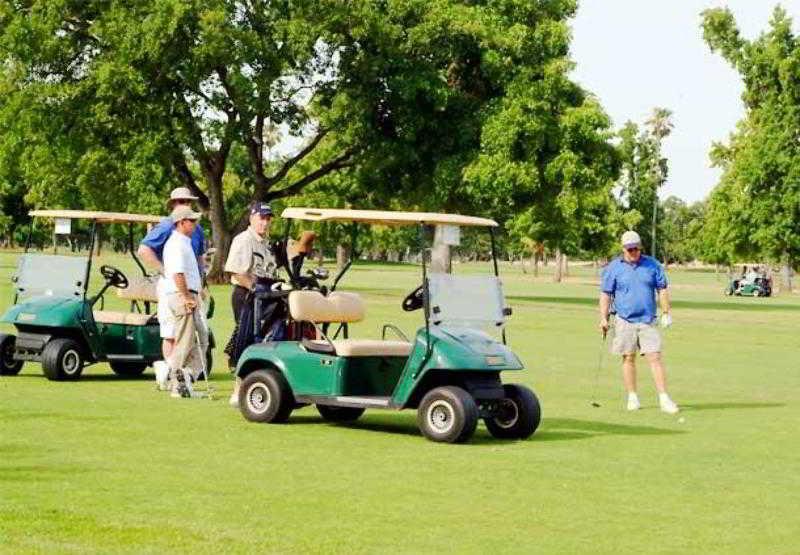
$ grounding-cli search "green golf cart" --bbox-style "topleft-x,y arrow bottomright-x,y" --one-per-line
0,210 -> 214,380
725,265 -> 772,297
236,208 -> 540,443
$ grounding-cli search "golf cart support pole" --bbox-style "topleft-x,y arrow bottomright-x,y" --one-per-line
417,223 -> 433,375
489,227 -> 508,346
330,223 -> 359,293
83,220 -> 97,301
128,223 -> 148,277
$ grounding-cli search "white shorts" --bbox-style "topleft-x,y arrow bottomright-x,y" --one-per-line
157,290 -> 175,339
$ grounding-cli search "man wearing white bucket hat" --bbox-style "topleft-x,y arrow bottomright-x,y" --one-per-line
599,230 -> 679,414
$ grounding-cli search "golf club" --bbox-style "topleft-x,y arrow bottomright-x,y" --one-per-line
590,328 -> 608,408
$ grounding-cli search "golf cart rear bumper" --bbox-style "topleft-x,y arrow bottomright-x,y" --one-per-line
12,331 -> 52,362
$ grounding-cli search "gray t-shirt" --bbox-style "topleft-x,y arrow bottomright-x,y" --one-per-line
224,227 -> 276,286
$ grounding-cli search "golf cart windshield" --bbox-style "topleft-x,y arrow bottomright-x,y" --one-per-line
14,254 -> 89,300
426,273 -> 508,330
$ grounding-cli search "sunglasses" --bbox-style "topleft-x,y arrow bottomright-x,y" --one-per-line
625,246 -> 640,253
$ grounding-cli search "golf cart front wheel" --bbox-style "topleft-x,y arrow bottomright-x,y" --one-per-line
485,384 -> 541,440
417,386 -> 478,443
317,405 -> 365,422
42,338 -> 85,381
239,369 -> 294,423
0,333 -> 23,375
110,361 -> 147,377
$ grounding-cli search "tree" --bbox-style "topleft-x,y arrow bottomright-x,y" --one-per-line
702,6 -> 800,290
616,108 -> 673,258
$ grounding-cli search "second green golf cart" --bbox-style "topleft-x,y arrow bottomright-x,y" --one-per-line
0,210 -> 214,380
236,208 -> 540,443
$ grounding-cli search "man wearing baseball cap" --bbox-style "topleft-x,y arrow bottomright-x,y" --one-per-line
599,230 -> 679,414
137,187 -> 207,367
163,205 -> 207,397
224,201 -> 278,406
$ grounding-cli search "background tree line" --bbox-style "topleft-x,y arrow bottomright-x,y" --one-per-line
0,1 -> 797,290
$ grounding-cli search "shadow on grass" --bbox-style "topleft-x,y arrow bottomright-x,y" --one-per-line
0,464 -> 87,481
681,402 -> 785,411
535,418 -> 685,442
507,294 -> 800,312
288,413 -> 517,444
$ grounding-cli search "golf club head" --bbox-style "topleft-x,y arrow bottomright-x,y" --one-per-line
591,401 -> 601,408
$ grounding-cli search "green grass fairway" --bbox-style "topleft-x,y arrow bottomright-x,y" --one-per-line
1,250 -> 798,553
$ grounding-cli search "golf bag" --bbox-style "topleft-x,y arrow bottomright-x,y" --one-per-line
224,279 -> 288,368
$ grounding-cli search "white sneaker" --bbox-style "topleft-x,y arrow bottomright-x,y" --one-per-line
154,361 -> 169,391
659,394 -> 680,414
626,393 -> 641,411
229,392 -> 239,408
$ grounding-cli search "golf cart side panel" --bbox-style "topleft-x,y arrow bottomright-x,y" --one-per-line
392,326 -> 524,408
93,321 -> 162,360
1,296 -> 86,328
237,342 -> 338,395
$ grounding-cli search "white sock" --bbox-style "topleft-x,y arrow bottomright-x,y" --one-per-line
658,392 -> 671,402
628,392 -> 639,401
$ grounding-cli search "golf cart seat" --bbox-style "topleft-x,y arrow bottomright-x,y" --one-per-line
116,276 -> 159,303
92,310 -> 155,326
289,290 -> 412,357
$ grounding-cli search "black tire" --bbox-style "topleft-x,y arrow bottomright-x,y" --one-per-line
41,338 -> 85,381
485,384 -> 541,440
0,333 -> 23,376
110,361 -> 147,377
417,386 -> 478,443
317,405 -> 365,422
239,369 -> 294,423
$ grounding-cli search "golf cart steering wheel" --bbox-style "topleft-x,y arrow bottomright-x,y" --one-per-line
100,265 -> 129,289
402,285 -> 425,312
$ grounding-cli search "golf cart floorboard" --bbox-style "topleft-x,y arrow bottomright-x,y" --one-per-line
296,395 -> 395,410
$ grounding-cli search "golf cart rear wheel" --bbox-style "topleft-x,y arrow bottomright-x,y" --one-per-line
239,369 -> 294,423
417,386 -> 478,443
0,333 -> 23,375
485,384 -> 541,440
316,405 -> 365,422
42,338 -> 85,381
110,361 -> 147,377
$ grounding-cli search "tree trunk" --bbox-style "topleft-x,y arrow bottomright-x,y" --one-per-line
430,225 -> 452,274
336,244 -> 349,272
562,254 -> 569,278
205,173 -> 232,283
553,249 -> 563,283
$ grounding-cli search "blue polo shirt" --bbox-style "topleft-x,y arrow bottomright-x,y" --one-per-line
601,255 -> 667,324
140,217 -> 205,261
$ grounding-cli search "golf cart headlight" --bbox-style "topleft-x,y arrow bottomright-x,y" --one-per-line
485,355 -> 505,366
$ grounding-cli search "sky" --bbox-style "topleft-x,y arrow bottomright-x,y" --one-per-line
570,0 -> 800,203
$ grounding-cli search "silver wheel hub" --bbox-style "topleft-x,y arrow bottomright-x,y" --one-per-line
246,383 -> 271,414
427,399 -> 456,434
63,350 -> 80,375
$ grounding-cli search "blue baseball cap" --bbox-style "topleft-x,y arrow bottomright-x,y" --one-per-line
249,201 -> 273,217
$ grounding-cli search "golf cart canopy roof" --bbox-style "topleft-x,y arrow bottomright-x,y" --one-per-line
281,208 -> 498,228
29,209 -> 163,225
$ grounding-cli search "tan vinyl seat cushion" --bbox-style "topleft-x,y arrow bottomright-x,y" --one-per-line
116,276 -> 159,303
331,339 -> 413,357
93,310 -> 153,326
289,290 -> 364,323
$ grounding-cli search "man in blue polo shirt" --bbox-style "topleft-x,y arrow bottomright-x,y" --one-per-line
599,230 -> 679,414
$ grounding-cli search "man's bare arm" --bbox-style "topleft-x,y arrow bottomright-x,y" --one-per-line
234,273 -> 255,290
599,292 -> 612,333
174,273 -> 197,310
137,244 -> 163,273
658,288 -> 671,314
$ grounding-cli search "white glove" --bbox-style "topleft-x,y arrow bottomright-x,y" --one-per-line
660,313 -> 672,328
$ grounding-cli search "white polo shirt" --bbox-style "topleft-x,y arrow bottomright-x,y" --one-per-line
163,230 -> 202,294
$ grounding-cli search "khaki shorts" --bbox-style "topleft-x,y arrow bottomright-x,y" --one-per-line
611,318 -> 662,355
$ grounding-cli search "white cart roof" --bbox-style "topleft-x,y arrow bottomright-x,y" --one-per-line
29,210 -> 163,224
281,207 -> 498,228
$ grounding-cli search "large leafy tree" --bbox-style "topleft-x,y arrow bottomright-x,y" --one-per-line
702,5 -> 800,289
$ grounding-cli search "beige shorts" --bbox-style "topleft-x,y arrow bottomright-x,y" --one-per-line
611,318 -> 662,355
